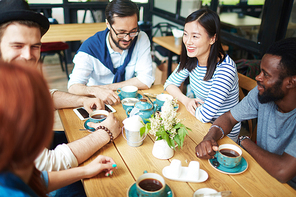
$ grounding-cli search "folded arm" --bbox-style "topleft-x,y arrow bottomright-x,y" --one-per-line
241,139 -> 296,183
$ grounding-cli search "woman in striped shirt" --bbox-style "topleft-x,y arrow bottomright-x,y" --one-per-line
164,9 -> 240,142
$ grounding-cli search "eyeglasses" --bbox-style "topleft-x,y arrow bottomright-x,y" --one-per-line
109,22 -> 139,39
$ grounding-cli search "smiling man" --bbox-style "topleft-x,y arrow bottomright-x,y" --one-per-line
68,0 -> 155,105
194,38 -> 296,189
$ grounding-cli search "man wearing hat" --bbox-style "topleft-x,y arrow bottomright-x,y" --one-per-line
0,0 -> 121,172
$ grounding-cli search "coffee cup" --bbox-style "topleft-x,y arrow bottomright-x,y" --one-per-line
89,110 -> 109,123
155,94 -> 173,111
117,86 -> 138,98
217,144 -> 242,168
136,172 -> 166,197
121,98 -> 139,115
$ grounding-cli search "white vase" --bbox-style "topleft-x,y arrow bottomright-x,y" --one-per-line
152,139 -> 174,159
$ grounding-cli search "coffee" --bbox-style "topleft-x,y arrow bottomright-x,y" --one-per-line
91,114 -> 107,120
138,178 -> 163,191
220,149 -> 240,157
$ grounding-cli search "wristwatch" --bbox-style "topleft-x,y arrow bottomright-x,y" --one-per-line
238,135 -> 250,148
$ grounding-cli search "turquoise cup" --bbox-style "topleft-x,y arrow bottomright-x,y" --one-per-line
89,110 -> 109,123
136,172 -> 166,197
117,86 -> 138,98
217,144 -> 242,168
155,94 -> 173,111
121,98 -> 139,116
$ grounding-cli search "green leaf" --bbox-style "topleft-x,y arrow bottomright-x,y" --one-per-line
174,135 -> 181,149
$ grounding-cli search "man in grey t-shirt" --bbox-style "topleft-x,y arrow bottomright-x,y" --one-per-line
195,38 -> 296,189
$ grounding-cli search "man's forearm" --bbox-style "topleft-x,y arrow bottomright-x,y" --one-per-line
205,111 -> 238,140
69,77 -> 148,94
66,129 -> 109,164
52,91 -> 88,109
241,139 -> 296,183
100,77 -> 149,91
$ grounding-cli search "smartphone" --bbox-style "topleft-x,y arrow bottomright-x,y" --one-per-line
73,104 -> 116,120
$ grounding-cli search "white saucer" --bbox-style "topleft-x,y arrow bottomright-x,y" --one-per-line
162,166 -> 208,183
193,188 -> 217,197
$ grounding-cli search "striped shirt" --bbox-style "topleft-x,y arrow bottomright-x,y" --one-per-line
164,55 -> 241,141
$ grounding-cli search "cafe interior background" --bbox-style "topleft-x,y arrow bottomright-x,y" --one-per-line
28,0 -> 296,131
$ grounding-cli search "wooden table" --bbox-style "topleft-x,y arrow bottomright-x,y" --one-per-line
41,22 -> 106,43
58,85 -> 295,197
152,36 -> 229,78
219,12 -> 261,29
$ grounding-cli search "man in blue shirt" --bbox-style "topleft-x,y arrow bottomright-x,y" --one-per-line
195,38 -> 296,189
68,0 -> 155,105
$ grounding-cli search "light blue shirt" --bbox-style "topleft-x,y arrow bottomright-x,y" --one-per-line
68,31 -> 154,88
231,87 -> 296,189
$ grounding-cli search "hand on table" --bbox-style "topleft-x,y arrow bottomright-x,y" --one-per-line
195,137 -> 219,159
183,97 -> 204,116
83,97 -> 104,113
83,155 -> 117,178
93,87 -> 120,105
87,113 -> 121,139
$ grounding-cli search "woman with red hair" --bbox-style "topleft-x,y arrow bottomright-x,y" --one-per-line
0,61 -> 117,196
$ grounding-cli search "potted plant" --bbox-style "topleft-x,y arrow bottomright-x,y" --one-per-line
140,98 -> 191,159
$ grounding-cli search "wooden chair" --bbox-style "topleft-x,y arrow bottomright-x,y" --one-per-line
238,72 -> 257,142
40,18 -> 70,80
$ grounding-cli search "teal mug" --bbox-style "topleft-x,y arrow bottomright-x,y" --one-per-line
121,98 -> 139,116
216,144 -> 242,168
89,110 -> 109,123
117,86 -> 138,98
155,94 -> 173,111
136,171 -> 166,197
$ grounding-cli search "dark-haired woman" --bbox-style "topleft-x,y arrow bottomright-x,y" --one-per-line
164,9 -> 240,142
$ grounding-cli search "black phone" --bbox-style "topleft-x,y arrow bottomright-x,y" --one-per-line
73,104 -> 116,120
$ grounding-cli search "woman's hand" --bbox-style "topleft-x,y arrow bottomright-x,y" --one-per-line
83,155 -> 117,178
183,97 -> 204,116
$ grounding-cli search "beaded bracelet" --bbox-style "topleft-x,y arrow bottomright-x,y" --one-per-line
96,126 -> 114,144
210,125 -> 225,139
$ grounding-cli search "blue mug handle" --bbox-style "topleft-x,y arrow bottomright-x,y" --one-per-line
116,88 -> 121,94
126,107 -> 133,117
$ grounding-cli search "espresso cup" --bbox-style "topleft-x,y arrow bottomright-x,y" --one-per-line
89,110 -> 109,123
117,86 -> 138,98
217,144 -> 242,168
136,172 -> 166,197
155,94 -> 173,111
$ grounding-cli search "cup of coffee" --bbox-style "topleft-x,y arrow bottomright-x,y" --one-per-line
217,144 -> 242,168
155,94 -> 173,111
117,86 -> 138,98
89,110 -> 109,123
136,172 -> 166,197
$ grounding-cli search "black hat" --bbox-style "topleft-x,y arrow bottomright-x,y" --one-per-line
0,0 -> 50,35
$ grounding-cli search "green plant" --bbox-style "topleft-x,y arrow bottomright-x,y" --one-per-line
140,98 -> 191,150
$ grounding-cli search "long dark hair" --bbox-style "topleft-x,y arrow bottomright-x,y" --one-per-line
178,9 -> 225,81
